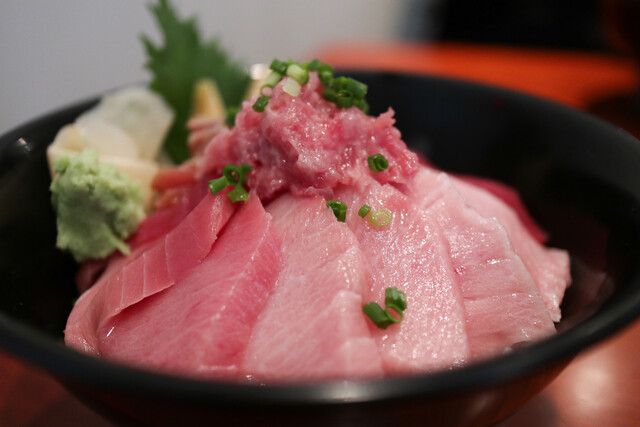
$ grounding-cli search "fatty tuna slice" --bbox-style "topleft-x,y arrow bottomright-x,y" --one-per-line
127,176 -> 211,251
450,174 -> 570,322
97,195 -> 281,378
76,179 -> 215,293
409,168 -> 556,358
242,194 -> 383,381
64,191 -> 234,353
336,179 -> 470,374
454,174 -> 548,244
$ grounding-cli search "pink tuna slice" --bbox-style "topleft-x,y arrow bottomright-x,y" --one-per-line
73,177 -> 212,293
454,174 -> 549,244
409,168 -> 556,359
96,195 -> 281,378
242,194 -> 383,381
64,191 -> 235,354
128,177 -> 212,251
197,73 -> 418,201
449,174 -> 570,322
336,179 -> 470,374
75,177 -> 216,295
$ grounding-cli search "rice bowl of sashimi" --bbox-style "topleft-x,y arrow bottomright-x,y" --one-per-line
56,68 -> 567,383
2,69 -> 640,426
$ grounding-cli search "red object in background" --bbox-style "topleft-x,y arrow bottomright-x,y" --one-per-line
2,42 -> 640,426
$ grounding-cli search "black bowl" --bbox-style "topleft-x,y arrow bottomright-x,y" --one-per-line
2,72 -> 640,426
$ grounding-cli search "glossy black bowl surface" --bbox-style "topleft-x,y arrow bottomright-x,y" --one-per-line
2,72 -> 640,426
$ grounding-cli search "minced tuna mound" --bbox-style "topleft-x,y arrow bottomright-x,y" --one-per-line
65,72 -> 570,382
197,73 -> 418,200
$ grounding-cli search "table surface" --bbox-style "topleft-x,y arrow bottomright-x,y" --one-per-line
2,42 -> 640,427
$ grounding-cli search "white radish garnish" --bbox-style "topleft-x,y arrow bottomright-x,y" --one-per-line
47,86 -> 174,207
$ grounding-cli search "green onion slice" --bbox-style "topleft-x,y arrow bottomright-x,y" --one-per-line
208,176 -> 229,194
264,71 -> 283,87
368,208 -> 392,227
322,88 -> 338,103
282,78 -> 302,97
362,303 -> 396,329
223,164 -> 242,184
334,93 -> 354,109
254,58 -> 369,114
363,287 -> 407,329
385,286 -> 407,312
269,59 -> 289,75
208,163 -> 253,203
327,200 -> 347,222
367,154 -> 389,172
358,204 -> 371,218
227,185 -> 249,203
286,63 -> 309,85
345,78 -> 367,98
253,95 -> 270,112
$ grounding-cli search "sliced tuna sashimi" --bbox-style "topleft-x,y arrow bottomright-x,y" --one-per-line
409,168 -> 556,358
464,294 -> 556,357
128,177 -> 212,250
454,174 -> 549,244
74,178 -> 212,293
97,195 -> 282,378
64,191 -> 235,354
336,179 -> 470,374
450,174 -> 570,322
242,194 -> 382,381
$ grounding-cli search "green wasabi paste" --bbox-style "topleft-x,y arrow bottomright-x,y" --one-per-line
50,149 -> 145,262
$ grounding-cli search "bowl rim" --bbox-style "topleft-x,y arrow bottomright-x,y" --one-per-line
2,71 -> 640,406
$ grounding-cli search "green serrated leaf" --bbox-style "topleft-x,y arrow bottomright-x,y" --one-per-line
142,0 -> 250,163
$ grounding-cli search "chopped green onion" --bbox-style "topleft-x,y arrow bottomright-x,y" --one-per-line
254,58 -> 369,114
286,63 -> 309,85
222,163 -> 252,185
332,76 -> 349,91
264,71 -> 283,87
363,287 -> 407,329
345,78 -> 368,99
223,164 -> 242,184
320,74 -> 368,111
208,176 -> 229,194
318,70 -> 332,85
385,286 -> 407,313
334,93 -> 354,109
282,78 -> 302,97
253,95 -> 270,112
208,163 -> 253,203
368,208 -> 392,227
358,204 -> 371,218
367,154 -> 389,172
362,303 -> 395,329
306,58 -> 325,71
322,88 -> 338,103
227,184 -> 249,203
269,59 -> 289,75
239,164 -> 252,184
327,200 -> 347,222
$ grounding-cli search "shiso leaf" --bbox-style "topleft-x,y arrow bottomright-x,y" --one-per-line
141,0 -> 250,163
